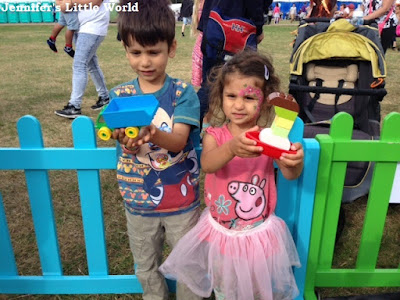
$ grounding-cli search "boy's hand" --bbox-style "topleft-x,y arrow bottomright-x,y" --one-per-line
111,128 -> 127,144
228,126 -> 263,158
124,124 -> 157,148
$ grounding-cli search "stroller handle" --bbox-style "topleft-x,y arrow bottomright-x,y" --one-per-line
288,84 -> 387,98
301,17 -> 377,27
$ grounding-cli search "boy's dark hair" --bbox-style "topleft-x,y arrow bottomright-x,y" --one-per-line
118,0 -> 175,48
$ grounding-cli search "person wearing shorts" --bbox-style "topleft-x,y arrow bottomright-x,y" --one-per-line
46,11 -> 79,58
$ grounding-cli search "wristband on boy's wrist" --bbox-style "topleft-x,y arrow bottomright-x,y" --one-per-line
121,144 -> 139,154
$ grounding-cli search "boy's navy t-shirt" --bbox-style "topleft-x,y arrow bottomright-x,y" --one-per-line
110,75 -> 201,217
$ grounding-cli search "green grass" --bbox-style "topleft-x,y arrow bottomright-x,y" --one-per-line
0,22 -> 399,299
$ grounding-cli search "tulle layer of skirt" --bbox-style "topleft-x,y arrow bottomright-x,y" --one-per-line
159,208 -> 300,300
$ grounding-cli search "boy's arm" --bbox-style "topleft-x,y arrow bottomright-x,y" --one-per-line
274,142 -> 304,180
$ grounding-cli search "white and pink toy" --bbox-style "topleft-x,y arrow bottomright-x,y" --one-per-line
246,92 -> 299,159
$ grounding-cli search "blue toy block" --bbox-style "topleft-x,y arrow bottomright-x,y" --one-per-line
102,95 -> 159,129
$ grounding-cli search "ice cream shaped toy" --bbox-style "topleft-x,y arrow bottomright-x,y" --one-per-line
246,92 -> 299,158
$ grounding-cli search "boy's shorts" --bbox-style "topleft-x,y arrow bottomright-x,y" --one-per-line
182,16 -> 192,25
58,11 -> 79,31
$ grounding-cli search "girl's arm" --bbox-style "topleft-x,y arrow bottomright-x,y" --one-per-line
274,142 -> 304,180
112,123 -> 191,153
201,126 -> 263,173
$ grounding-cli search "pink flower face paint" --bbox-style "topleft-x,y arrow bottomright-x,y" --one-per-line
238,85 -> 264,118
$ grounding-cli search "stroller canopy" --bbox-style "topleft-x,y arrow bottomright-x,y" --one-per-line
290,19 -> 386,79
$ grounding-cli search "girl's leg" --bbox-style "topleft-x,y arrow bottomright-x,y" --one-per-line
163,208 -> 202,300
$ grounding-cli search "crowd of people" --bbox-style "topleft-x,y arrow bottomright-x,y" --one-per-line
44,0 -> 397,299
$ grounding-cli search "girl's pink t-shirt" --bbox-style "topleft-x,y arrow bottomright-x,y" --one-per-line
204,125 -> 277,231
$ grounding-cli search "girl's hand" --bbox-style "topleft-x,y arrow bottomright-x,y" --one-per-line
278,142 -> 304,167
228,126 -> 264,158
275,142 -> 304,180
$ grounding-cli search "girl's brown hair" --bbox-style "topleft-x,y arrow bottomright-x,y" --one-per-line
207,50 -> 280,127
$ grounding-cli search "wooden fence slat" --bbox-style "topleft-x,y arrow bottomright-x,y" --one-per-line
276,118 -> 304,232
319,113 -> 353,269
305,134 -> 334,299
73,117 -> 109,276
293,138 -> 321,299
357,163 -> 396,269
357,113 -> 400,269
18,116 -> 62,276
0,192 -> 18,276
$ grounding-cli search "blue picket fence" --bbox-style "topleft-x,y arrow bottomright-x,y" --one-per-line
0,115 -> 320,298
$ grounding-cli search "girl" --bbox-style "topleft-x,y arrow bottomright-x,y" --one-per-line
273,3 -> 281,24
159,50 -> 304,300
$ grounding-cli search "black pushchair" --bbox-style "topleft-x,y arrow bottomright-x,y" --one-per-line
289,18 -> 387,203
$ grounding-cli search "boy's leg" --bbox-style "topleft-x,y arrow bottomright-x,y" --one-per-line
163,208 -> 202,300
63,11 -> 79,58
64,30 -> 75,57
47,23 -> 64,52
125,211 -> 169,300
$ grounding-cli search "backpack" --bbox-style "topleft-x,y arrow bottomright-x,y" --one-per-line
203,7 -> 257,63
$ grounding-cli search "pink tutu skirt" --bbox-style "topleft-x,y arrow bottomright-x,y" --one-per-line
159,208 -> 300,300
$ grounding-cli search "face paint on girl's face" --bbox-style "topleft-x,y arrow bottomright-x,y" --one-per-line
238,85 -> 264,117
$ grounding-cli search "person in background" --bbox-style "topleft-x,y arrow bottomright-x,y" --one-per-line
363,0 -> 398,53
273,3 -> 281,24
289,3 -> 297,23
196,0 -> 268,126
191,0 -> 205,87
180,0 -> 194,37
54,0 -> 110,119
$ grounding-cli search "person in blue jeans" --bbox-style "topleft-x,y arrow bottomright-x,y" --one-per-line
54,0 -> 110,119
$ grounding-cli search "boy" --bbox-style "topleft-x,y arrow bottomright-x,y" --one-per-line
111,0 -> 202,299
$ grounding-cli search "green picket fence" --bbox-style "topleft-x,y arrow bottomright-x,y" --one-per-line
305,112 -> 400,299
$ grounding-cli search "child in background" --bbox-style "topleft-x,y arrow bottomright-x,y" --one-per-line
273,3 -> 281,24
111,0 -> 202,299
46,11 -> 79,58
191,0 -> 204,88
160,50 -> 304,300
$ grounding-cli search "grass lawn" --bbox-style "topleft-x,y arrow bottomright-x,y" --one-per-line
0,21 -> 399,299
